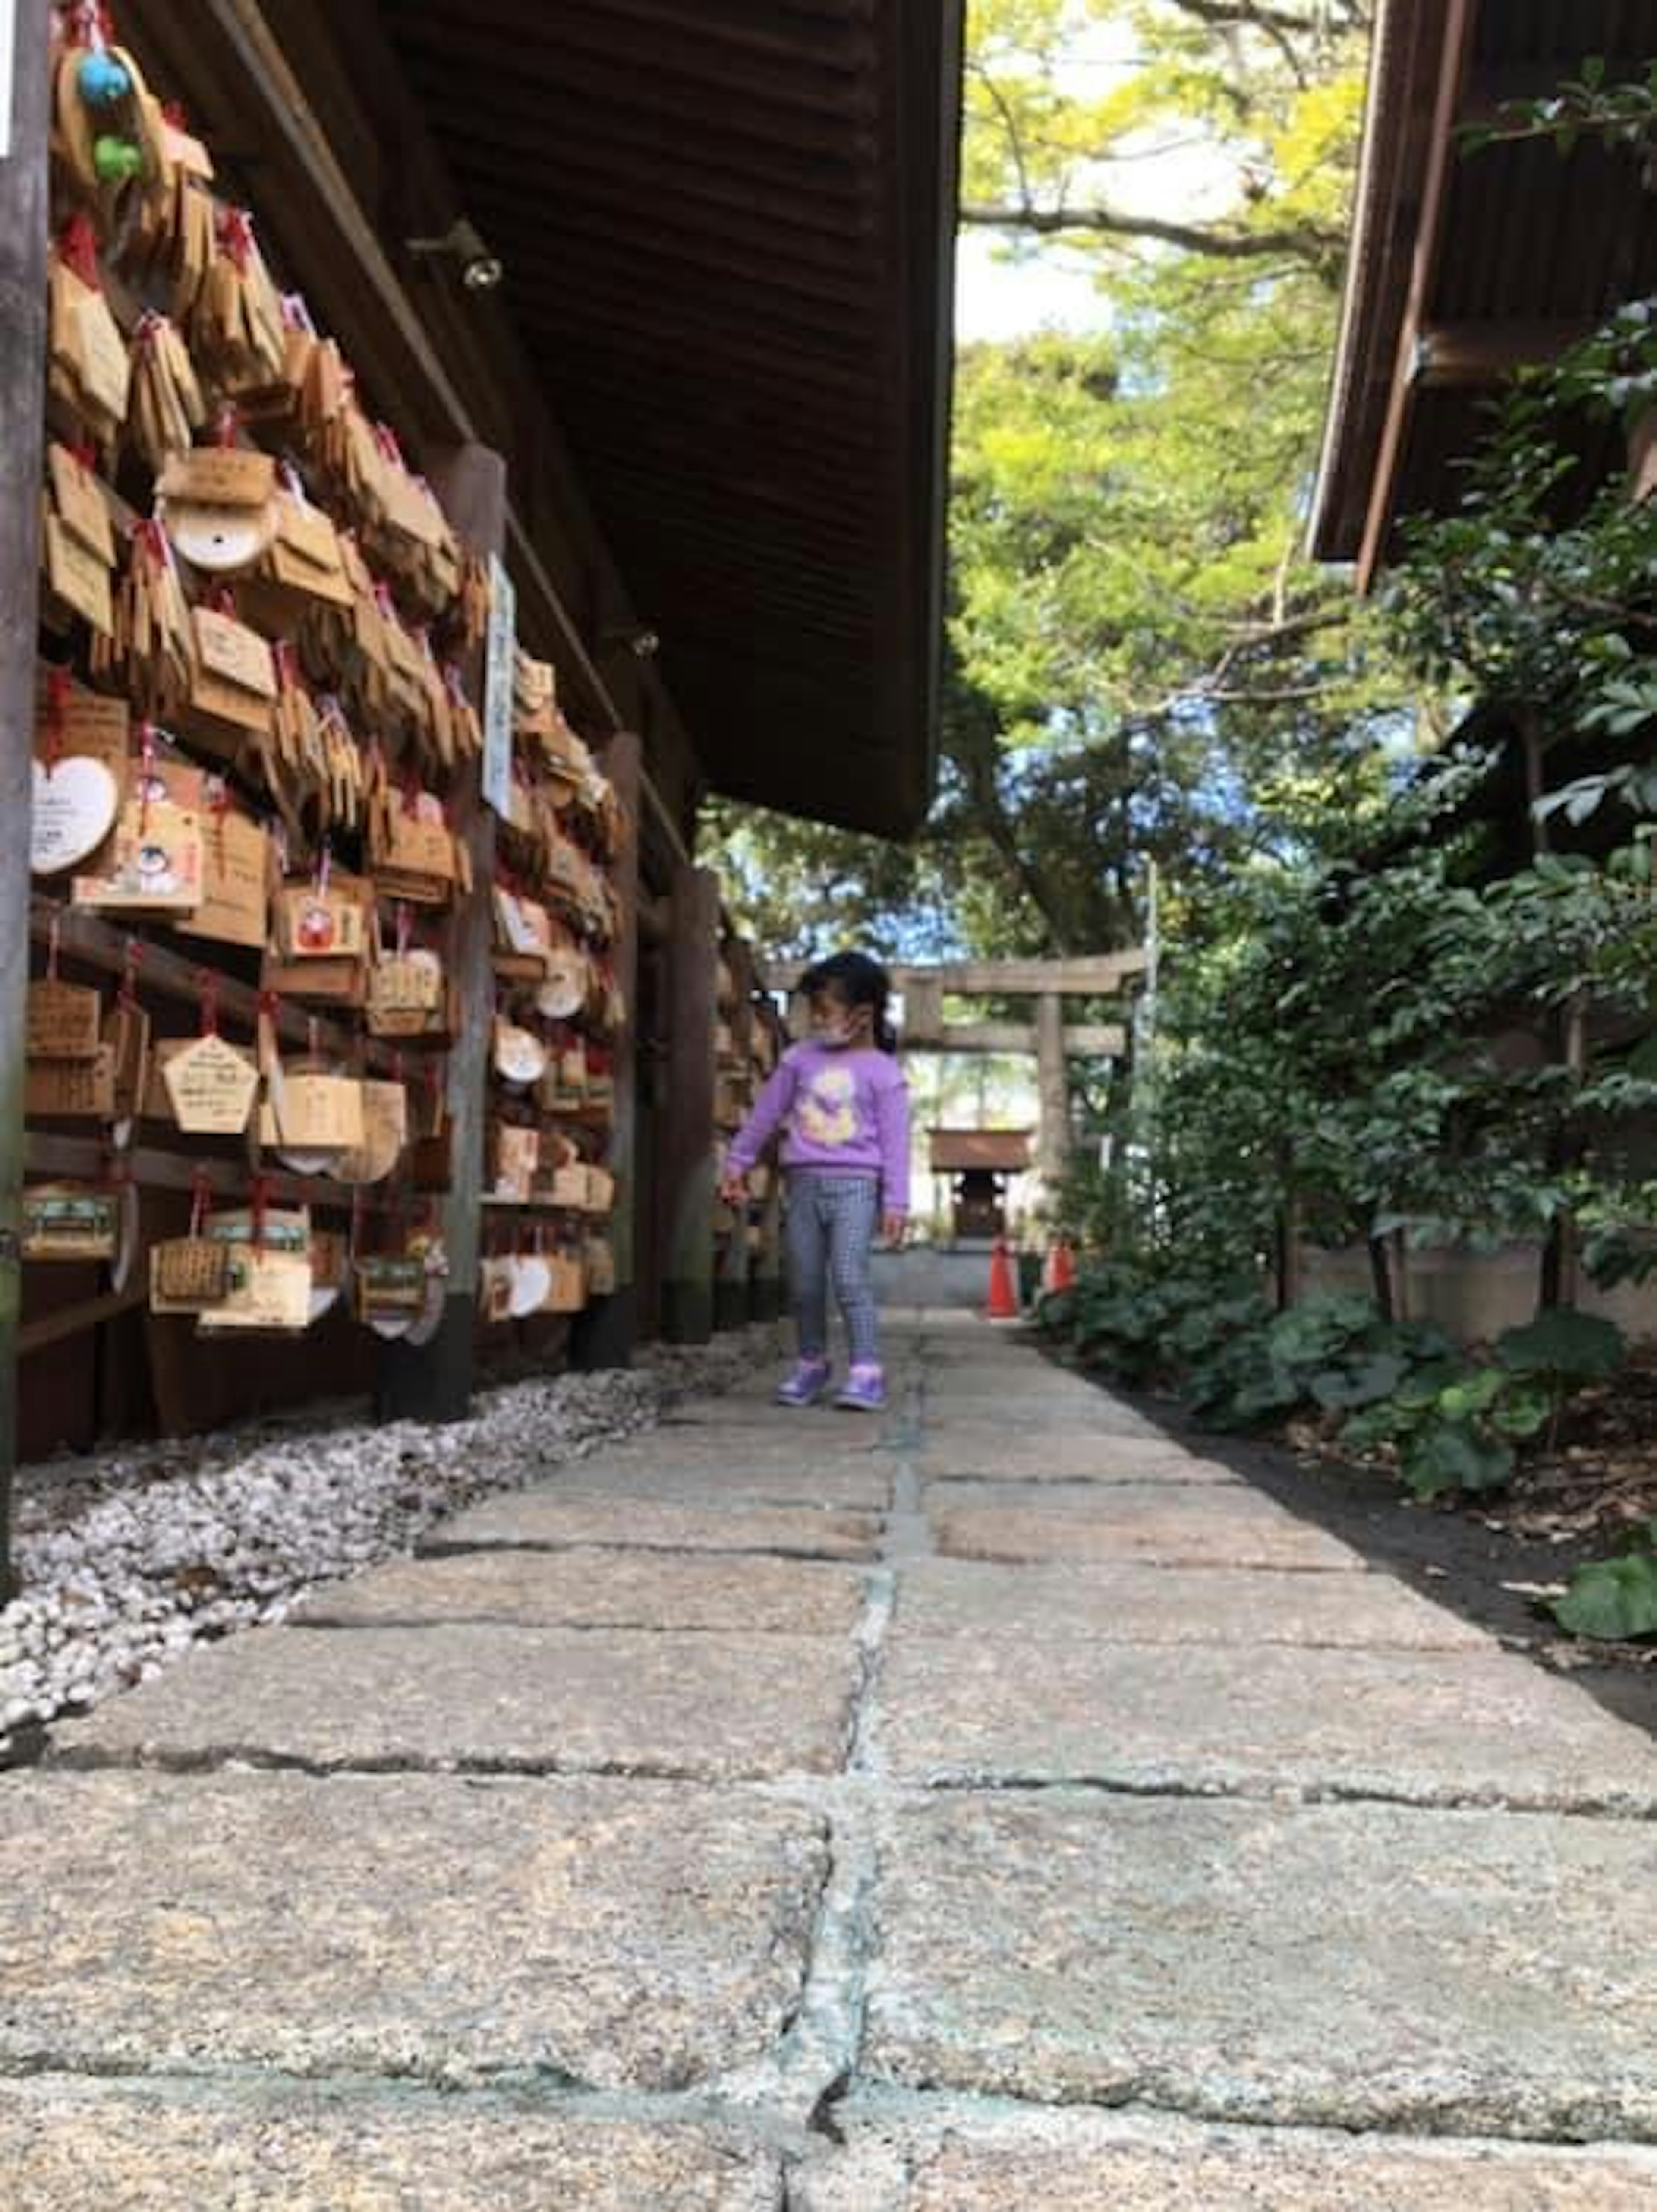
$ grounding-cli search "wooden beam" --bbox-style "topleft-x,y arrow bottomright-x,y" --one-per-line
20,1284 -> 149,1361
0,0 -> 52,1598
1355,0 -> 1477,592
1415,319 -> 1601,388
1034,992 -> 1069,1192
764,953 -> 1148,996
1631,407 -> 1657,504
377,442 -> 503,1424
573,730 -> 643,1370
901,1023 -> 1127,1057
660,865 -> 720,1343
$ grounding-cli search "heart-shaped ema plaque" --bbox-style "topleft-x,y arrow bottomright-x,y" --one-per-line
493,1020 -> 547,1088
508,1252 -> 551,1318
536,948 -> 590,1022
30,754 -> 119,874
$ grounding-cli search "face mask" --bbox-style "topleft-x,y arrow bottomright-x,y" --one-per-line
810,999 -> 862,1048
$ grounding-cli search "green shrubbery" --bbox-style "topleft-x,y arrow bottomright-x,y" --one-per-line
1040,1265 -> 1643,1634
1040,1268 -> 1625,1505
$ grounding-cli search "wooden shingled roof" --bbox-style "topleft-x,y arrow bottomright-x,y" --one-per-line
380,0 -> 964,837
1312,0 -> 1657,582
929,1129 -> 1033,1173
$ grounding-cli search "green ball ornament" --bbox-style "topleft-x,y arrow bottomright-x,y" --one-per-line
93,135 -> 143,183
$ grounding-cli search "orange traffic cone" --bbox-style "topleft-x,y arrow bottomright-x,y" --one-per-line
1048,1239 -> 1077,1295
985,1237 -> 1018,1320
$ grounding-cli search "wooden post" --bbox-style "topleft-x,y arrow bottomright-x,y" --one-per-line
715,939 -> 755,1332
573,729 -> 641,1368
0,5 -> 50,1595
659,864 -> 719,1342
1034,990 -> 1070,1200
377,444 -> 504,1422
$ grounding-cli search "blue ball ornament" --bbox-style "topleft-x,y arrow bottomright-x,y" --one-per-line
78,50 -> 132,108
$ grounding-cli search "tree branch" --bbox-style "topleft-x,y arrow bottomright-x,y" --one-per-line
958,200 -> 1342,268
1164,0 -> 1369,37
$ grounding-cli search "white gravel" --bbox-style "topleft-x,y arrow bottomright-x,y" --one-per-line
0,1325 -> 782,1761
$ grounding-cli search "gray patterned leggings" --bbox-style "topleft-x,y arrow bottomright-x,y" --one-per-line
785,1173 -> 882,1367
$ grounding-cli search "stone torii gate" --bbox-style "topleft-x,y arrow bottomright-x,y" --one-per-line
762,952 -> 1148,1191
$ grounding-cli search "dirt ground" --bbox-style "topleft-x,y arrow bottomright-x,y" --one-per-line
1068,1362 -> 1657,1739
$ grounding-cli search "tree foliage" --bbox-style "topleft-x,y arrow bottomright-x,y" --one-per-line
711,0 -> 1394,961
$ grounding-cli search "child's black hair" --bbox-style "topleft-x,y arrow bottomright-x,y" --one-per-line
800,950 -> 897,1053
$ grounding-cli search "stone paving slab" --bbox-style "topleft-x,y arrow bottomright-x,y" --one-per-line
932,1483 -> 1362,1571
558,1455 -> 895,1511
0,2079 -> 781,2212
660,1401 -> 888,1435
295,1546 -> 868,1634
893,1557 -> 1491,1650
920,1429 -> 1223,1481
878,1638 -> 1657,1809
429,1490 -> 881,1560
865,1792 -> 1657,2136
0,1770 -> 824,2090
794,2108 -> 1657,2210
55,1622 -> 859,1781
922,1397 -> 1162,1433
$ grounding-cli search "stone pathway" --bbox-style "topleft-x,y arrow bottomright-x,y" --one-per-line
5,1313 -> 1657,2206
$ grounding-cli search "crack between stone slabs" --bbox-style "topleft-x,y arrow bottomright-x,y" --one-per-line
711,1407 -> 925,2136
43,1745 -> 876,1787
903,1768 -> 1657,1821
0,2051 -> 830,2150
787,2079 -> 1657,2158
862,2065 -> 1657,2150
939,1554 -> 1375,1575
418,1538 -> 879,1565
287,1616 -> 867,1637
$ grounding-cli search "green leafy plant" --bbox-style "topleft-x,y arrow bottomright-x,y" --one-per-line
1339,1312 -> 1626,1498
1552,1521 -> 1657,1640
1495,1310 -> 1626,1450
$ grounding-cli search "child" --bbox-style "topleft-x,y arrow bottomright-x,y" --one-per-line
719,950 -> 910,1411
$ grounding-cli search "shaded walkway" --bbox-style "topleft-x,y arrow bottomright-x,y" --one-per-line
3,1316 -> 1657,2205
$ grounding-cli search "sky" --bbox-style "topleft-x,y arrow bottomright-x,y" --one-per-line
952,7 -> 1241,344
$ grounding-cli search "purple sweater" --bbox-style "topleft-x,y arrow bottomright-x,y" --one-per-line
725,1041 -> 911,1213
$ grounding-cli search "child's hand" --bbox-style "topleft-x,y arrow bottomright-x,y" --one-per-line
718,1170 -> 749,1207
882,1212 -> 907,1248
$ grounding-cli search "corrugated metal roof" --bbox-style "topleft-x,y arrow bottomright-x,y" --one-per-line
1312,0 -> 1657,568
379,0 -> 963,836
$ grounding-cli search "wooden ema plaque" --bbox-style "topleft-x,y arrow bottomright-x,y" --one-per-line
26,1044 -> 117,1119
195,1248 -> 312,1335
33,680 -> 129,783
367,951 -> 443,1019
150,1237 -> 234,1313
259,1072 -> 365,1155
586,1237 -> 617,1297
44,512 -> 114,635
47,444 -> 117,565
71,800 -> 204,913
275,886 -> 367,962
29,754 -> 120,875
160,1033 -> 261,1135
175,810 -> 270,951
546,1249 -> 587,1313
330,1081 -> 406,1184
27,981 -> 101,1061
22,1183 -> 119,1262
355,1255 -> 427,1325
491,1123 -> 539,1201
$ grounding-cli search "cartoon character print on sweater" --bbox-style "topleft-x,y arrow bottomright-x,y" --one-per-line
795,1061 -> 860,1150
